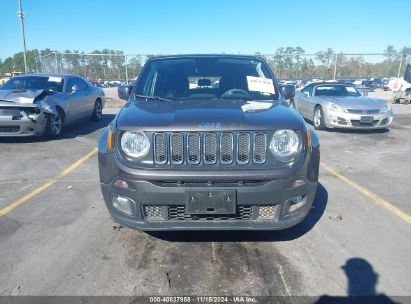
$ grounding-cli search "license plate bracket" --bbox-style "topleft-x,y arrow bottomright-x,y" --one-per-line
185,190 -> 236,214
360,116 -> 373,123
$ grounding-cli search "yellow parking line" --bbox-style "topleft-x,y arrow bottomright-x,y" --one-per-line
322,163 -> 411,224
2,149 -> 409,224
0,147 -> 98,217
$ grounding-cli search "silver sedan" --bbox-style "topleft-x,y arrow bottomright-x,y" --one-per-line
0,74 -> 105,137
293,82 -> 393,130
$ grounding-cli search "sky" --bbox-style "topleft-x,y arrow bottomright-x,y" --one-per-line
0,0 -> 410,60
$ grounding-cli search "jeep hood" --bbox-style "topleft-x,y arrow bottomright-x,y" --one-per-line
116,99 -> 304,131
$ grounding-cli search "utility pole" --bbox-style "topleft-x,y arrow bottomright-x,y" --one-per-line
17,0 -> 28,73
397,53 -> 404,78
125,54 -> 129,84
54,52 -> 59,73
333,54 -> 338,80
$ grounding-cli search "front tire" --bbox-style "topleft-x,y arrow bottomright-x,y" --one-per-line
45,111 -> 63,138
313,106 -> 326,130
91,99 -> 103,121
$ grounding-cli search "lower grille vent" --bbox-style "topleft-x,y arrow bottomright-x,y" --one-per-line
0,126 -> 20,133
168,205 -> 253,221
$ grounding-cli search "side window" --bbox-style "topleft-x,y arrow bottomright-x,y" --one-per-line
76,79 -> 87,91
302,86 -> 313,97
143,70 -> 158,96
66,78 -> 87,93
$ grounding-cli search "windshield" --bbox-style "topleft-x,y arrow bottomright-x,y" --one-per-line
135,57 -> 279,101
1,76 -> 64,92
315,85 -> 361,97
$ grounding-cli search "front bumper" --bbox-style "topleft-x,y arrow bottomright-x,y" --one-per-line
324,110 -> 393,129
101,177 -> 318,231
0,112 -> 47,137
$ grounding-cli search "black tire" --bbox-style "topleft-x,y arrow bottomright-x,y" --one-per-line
91,99 -> 103,121
45,111 -> 63,138
313,106 -> 326,130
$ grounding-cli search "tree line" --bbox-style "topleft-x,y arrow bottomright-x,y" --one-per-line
0,49 -> 147,81
259,45 -> 411,79
1,46 -> 410,80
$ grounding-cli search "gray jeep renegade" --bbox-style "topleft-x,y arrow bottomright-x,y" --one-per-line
98,54 -> 320,231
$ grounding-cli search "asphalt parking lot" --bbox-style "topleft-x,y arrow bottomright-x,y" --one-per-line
0,104 -> 410,299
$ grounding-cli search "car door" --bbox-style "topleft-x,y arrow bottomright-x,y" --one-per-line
66,77 -> 90,121
306,86 -> 318,116
80,78 -> 97,118
297,86 -> 313,118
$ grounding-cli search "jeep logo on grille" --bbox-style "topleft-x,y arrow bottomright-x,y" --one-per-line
199,121 -> 221,129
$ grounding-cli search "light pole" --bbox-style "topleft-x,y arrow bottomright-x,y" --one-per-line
397,53 -> 404,78
125,54 -> 129,84
333,54 -> 338,80
54,52 -> 59,73
17,0 -> 28,73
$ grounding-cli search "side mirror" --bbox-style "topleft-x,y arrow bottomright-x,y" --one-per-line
118,85 -> 133,100
280,84 -> 295,100
71,84 -> 79,93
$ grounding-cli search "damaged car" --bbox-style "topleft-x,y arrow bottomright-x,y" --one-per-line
0,74 -> 105,137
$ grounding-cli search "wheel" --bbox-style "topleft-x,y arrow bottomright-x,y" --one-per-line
313,106 -> 326,130
45,111 -> 63,138
91,99 -> 103,121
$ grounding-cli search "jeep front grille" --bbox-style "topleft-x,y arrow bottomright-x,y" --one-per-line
237,133 -> 250,164
153,132 -> 267,165
154,133 -> 167,164
187,133 -> 201,164
204,133 -> 217,164
220,133 -> 234,164
253,133 -> 267,164
170,133 -> 184,164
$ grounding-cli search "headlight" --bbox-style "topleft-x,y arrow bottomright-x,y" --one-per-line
270,130 -> 301,162
328,102 -> 346,112
120,131 -> 150,158
380,104 -> 392,113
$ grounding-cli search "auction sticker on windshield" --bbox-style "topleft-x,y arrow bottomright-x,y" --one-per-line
246,76 -> 275,94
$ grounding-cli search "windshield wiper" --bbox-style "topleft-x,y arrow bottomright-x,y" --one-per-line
133,94 -> 174,102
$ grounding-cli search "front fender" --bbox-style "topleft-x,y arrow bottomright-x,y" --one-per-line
98,125 -> 118,183
98,126 -> 110,154
307,126 -> 320,182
